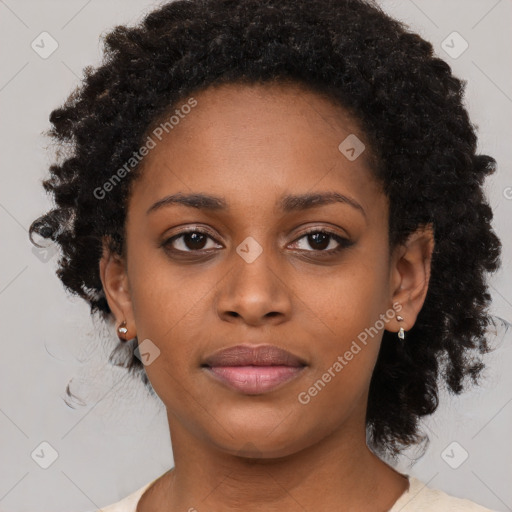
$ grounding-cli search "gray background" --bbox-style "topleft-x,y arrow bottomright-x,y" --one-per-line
0,0 -> 511,510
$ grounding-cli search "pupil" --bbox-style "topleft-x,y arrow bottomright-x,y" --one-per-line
185,232 -> 206,250
309,233 -> 329,250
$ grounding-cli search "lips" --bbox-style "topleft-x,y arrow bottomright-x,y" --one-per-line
203,344 -> 306,367
202,344 -> 307,394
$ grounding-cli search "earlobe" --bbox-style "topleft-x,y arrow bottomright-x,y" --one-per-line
389,223 -> 435,332
98,237 -> 136,338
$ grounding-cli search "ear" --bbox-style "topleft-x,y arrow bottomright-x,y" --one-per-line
388,223 -> 435,333
99,236 -> 136,339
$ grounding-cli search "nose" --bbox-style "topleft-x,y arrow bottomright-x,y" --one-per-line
215,243 -> 292,327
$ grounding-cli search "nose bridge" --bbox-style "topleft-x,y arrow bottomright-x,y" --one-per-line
215,232 -> 292,324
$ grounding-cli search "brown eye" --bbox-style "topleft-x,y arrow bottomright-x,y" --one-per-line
289,229 -> 353,253
163,229 -> 221,253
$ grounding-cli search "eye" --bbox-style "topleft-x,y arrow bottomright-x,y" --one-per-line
162,228 -> 222,253
288,229 -> 353,253
161,227 -> 353,256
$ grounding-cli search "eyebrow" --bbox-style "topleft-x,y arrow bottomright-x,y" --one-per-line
146,191 -> 366,218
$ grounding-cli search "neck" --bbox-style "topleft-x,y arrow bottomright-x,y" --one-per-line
142,408 -> 408,512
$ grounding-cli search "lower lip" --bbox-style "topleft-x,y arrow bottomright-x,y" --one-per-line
204,365 -> 305,394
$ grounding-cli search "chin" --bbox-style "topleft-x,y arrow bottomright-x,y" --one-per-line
208,425 -> 310,461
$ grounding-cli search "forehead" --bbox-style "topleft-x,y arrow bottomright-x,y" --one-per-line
175,81 -> 368,153
128,81 -> 384,219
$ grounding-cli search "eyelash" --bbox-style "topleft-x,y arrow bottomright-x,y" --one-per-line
161,227 -> 353,256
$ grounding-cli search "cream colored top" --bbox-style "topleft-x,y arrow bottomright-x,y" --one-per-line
94,474 -> 497,511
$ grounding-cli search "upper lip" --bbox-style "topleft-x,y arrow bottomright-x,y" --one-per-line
202,344 -> 307,367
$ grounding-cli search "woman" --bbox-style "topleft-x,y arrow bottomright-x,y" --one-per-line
29,0 -> 502,510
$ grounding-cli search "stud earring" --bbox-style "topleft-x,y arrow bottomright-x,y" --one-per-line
117,320 -> 128,342
396,315 -> 405,341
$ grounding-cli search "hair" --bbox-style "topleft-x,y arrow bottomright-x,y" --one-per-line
29,0 -> 501,461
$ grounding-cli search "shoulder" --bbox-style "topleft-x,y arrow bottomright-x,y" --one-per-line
89,479 -> 155,512
390,476 -> 498,512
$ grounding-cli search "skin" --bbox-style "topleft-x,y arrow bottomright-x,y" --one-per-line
99,81 -> 434,511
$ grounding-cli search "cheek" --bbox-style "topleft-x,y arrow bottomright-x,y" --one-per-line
127,260 -> 204,406
298,256 -> 388,345
294,289 -> 383,430
126,251 -> 226,387
294,255 -> 389,397
127,245 -> 207,337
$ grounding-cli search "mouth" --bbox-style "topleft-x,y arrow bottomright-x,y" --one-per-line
201,344 -> 307,395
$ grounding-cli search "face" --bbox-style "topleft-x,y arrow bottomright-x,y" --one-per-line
100,81 -> 433,459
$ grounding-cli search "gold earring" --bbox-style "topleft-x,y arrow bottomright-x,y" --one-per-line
396,315 -> 405,341
117,320 -> 128,342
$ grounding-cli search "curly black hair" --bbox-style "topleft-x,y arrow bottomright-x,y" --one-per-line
29,0 -> 502,461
